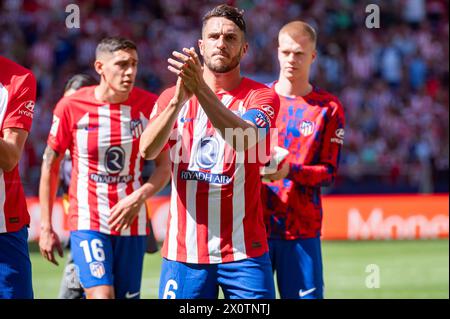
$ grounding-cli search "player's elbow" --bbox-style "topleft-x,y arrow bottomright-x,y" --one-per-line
139,140 -> 157,160
140,148 -> 158,161
139,148 -> 151,160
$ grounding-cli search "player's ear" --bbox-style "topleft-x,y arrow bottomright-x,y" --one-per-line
198,39 -> 204,57
240,41 -> 249,58
94,59 -> 103,76
311,49 -> 317,63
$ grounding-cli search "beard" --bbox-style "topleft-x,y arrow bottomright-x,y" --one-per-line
204,50 -> 242,73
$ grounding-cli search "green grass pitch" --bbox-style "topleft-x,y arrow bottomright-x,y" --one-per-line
29,239 -> 449,299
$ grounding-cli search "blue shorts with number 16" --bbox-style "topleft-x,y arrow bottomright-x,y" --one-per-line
70,230 -> 146,299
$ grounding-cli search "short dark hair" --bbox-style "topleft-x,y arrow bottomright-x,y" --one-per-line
64,74 -> 97,93
202,4 -> 246,34
95,37 -> 137,58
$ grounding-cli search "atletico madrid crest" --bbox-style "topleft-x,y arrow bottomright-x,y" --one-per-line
300,120 -> 315,136
130,119 -> 143,138
254,113 -> 268,128
89,261 -> 106,279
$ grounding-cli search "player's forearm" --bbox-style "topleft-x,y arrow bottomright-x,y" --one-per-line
139,101 -> 181,160
136,150 -> 171,201
138,165 -> 171,201
39,168 -> 60,230
0,131 -> 26,171
195,86 -> 258,150
0,139 -> 19,171
39,148 -> 63,230
287,163 -> 336,187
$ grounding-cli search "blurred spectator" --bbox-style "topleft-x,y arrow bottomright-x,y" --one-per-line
1,0 -> 448,194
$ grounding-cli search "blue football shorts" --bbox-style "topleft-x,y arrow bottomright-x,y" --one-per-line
269,237 -> 324,299
0,226 -> 33,299
159,252 -> 275,299
70,230 -> 146,299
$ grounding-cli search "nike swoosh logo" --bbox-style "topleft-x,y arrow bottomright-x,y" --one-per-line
299,287 -> 316,298
125,291 -> 140,299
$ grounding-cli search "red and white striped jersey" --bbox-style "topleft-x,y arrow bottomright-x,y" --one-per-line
0,56 -> 36,233
47,86 -> 157,236
153,77 -> 280,264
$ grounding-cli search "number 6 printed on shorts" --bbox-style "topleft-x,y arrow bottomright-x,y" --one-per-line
79,239 -> 106,263
162,279 -> 178,299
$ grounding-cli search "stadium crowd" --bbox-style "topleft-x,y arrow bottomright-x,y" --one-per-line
0,0 -> 448,195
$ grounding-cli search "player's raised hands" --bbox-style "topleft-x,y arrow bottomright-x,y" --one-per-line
39,228 -> 64,266
168,47 -> 205,94
171,77 -> 193,108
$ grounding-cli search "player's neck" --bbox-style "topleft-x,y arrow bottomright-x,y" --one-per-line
203,66 -> 243,93
94,83 -> 130,104
275,77 -> 312,98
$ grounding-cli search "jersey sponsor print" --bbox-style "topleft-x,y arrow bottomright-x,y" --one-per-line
152,78 -> 280,264
47,86 -> 157,236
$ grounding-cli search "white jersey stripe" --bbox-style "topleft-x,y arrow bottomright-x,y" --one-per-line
76,113 -> 91,230
0,172 -> 6,232
207,189 -> 222,263
120,105 -> 133,177
232,158 -> 247,260
118,105 -> 133,236
0,85 -> 8,232
185,101 -> 209,263
167,101 -> 189,260
206,95 -> 233,262
167,175 -> 178,260
0,85 -> 8,130
97,105 -> 111,234
137,112 -> 150,236
185,179 -> 198,263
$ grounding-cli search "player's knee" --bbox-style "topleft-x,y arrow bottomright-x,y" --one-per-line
85,285 -> 114,299
87,291 -> 114,299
